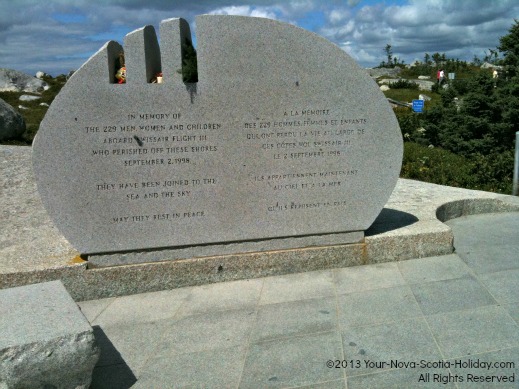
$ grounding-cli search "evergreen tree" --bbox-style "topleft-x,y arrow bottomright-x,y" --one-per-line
424,53 -> 431,66
432,52 -> 442,66
384,44 -> 393,66
498,19 -> 519,76
180,38 -> 198,83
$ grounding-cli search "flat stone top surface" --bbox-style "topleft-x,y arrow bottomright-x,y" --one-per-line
0,280 -> 91,349
0,146 -> 80,273
32,15 -> 402,254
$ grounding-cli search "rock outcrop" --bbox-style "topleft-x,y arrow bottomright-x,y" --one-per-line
35,71 -> 50,79
0,98 -> 25,140
19,94 -> 41,102
366,67 -> 402,78
0,68 -> 49,93
378,78 -> 434,91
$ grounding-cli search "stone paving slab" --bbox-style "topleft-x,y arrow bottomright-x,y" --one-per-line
341,317 -> 443,377
93,321 -> 170,377
448,212 -> 519,275
241,332 -> 345,389
410,275 -> 496,315
333,262 -> 406,294
505,303 -> 519,324
174,278 -> 262,318
2,145 -> 519,300
397,253 -> 472,284
259,270 -> 335,305
134,346 -> 249,389
425,305 -> 519,359
478,269 -> 519,304
90,362 -> 137,389
91,287 -> 189,327
336,285 -> 422,327
157,308 -> 257,356
251,297 -> 337,342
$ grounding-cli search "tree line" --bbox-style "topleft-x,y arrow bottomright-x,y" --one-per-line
393,20 -> 519,194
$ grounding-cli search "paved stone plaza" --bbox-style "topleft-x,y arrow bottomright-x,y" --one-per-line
79,212 -> 519,388
2,145 -> 518,387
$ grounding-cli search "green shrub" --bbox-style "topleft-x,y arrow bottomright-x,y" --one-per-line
401,142 -> 476,188
401,142 -> 514,194
470,150 -> 514,193
390,79 -> 419,89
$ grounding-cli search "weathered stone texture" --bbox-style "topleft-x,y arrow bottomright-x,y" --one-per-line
0,99 -> 25,141
0,281 -> 99,388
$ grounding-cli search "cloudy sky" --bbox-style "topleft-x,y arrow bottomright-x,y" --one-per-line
1,0 -> 518,76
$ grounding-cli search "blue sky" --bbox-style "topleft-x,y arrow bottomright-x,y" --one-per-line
1,0 -> 518,76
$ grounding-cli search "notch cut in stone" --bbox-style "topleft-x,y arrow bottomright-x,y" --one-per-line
104,19 -> 197,85
160,18 -> 198,84
124,25 -> 162,84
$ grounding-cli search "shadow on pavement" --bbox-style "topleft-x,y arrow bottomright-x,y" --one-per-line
366,208 -> 419,236
89,326 -> 137,389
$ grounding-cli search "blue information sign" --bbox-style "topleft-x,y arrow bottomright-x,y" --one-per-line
412,99 -> 424,113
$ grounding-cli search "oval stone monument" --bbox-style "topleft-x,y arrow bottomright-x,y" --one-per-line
32,15 -> 402,258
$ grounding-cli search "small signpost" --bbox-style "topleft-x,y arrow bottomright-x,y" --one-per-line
412,99 -> 424,113
513,131 -> 519,196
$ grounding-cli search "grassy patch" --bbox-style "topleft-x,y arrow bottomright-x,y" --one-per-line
384,88 -> 421,103
0,75 -> 66,145
383,88 -> 442,109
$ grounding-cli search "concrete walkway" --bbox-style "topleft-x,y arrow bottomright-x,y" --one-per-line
79,212 -> 519,388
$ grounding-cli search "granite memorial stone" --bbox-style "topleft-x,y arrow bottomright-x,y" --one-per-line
32,16 -> 403,259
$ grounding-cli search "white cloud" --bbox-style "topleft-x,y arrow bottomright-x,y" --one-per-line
208,5 -> 278,19
285,0 -> 314,12
342,45 -> 377,64
319,0 -> 519,67
327,8 -> 351,25
321,19 -> 355,41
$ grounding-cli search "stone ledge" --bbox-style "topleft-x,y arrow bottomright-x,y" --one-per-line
0,280 -> 99,388
1,145 -> 519,300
